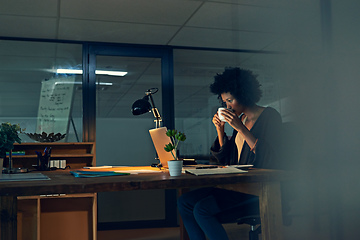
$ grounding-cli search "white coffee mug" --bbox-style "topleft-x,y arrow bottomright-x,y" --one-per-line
218,107 -> 227,122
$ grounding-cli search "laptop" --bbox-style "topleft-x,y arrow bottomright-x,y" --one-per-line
149,127 -> 175,168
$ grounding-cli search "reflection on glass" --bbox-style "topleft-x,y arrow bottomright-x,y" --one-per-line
0,40 -> 82,142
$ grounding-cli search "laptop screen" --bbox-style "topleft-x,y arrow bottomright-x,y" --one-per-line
149,127 -> 175,168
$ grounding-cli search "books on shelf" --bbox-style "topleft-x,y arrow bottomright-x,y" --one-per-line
6,151 -> 25,156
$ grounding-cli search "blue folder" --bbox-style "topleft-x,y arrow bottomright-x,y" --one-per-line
70,170 -> 130,178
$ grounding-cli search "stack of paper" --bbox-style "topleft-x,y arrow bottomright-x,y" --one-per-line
0,173 -> 50,181
185,167 -> 247,176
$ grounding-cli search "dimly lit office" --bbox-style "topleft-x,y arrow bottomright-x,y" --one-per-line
1,1 -> 360,240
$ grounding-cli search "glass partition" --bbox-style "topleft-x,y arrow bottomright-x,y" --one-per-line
94,52 -> 173,228
0,40 -> 82,142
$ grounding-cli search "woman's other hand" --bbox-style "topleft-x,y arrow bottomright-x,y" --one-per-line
220,109 -> 243,130
213,111 -> 226,147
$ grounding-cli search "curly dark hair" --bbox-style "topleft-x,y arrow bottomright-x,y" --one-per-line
210,67 -> 262,107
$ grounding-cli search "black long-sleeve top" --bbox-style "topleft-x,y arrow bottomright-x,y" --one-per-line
210,107 -> 283,169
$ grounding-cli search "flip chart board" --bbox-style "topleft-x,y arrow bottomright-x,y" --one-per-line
36,76 -> 75,135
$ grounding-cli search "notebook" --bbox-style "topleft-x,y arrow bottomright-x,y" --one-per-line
149,127 -> 175,168
185,167 -> 247,176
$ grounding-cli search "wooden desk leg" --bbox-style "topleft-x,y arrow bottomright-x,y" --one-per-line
178,188 -> 190,240
0,196 -> 17,240
259,182 -> 283,240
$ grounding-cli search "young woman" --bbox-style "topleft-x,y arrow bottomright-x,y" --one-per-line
177,67 -> 283,240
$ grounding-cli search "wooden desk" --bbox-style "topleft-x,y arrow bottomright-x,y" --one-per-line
0,169 -> 290,240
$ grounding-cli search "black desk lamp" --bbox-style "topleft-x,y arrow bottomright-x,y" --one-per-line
131,88 -> 162,128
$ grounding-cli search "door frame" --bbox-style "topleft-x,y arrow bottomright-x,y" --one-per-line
83,43 -> 174,142
82,43 -> 177,229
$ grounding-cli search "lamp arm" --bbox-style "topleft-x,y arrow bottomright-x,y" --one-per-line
148,95 -> 161,119
148,94 -> 162,128
151,108 -> 162,121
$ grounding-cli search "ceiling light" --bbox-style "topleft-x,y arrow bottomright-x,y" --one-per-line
56,69 -> 127,76
95,70 -> 127,76
55,81 -> 113,86
56,69 -> 82,74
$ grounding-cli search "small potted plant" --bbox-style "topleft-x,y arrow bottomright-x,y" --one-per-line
0,122 -> 22,170
164,129 -> 186,176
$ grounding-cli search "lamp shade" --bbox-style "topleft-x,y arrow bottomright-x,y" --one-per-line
131,97 -> 151,115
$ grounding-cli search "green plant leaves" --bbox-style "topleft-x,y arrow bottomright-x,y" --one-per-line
164,129 -> 186,160
164,143 -> 174,152
0,122 -> 22,158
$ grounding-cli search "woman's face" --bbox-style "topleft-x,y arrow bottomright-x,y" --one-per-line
221,92 -> 244,116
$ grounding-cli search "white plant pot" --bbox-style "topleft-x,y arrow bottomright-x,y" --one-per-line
167,160 -> 183,176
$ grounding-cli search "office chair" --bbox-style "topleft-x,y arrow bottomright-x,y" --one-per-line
217,192 -> 293,240
233,200 -> 293,240
236,215 -> 261,240
216,204 -> 262,240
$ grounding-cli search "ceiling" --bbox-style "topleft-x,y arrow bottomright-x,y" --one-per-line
0,0 -> 321,49
0,0 -> 322,120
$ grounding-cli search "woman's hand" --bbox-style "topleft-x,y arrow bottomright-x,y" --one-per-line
212,112 -> 225,130
220,109 -> 243,131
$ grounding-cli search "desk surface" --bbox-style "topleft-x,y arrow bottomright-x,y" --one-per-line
0,168 -> 290,197
1,168 -> 291,240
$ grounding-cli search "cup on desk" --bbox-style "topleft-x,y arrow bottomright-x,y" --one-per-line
218,107 -> 227,122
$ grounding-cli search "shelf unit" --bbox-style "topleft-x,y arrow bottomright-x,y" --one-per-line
11,142 -> 96,170
11,142 -> 97,240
